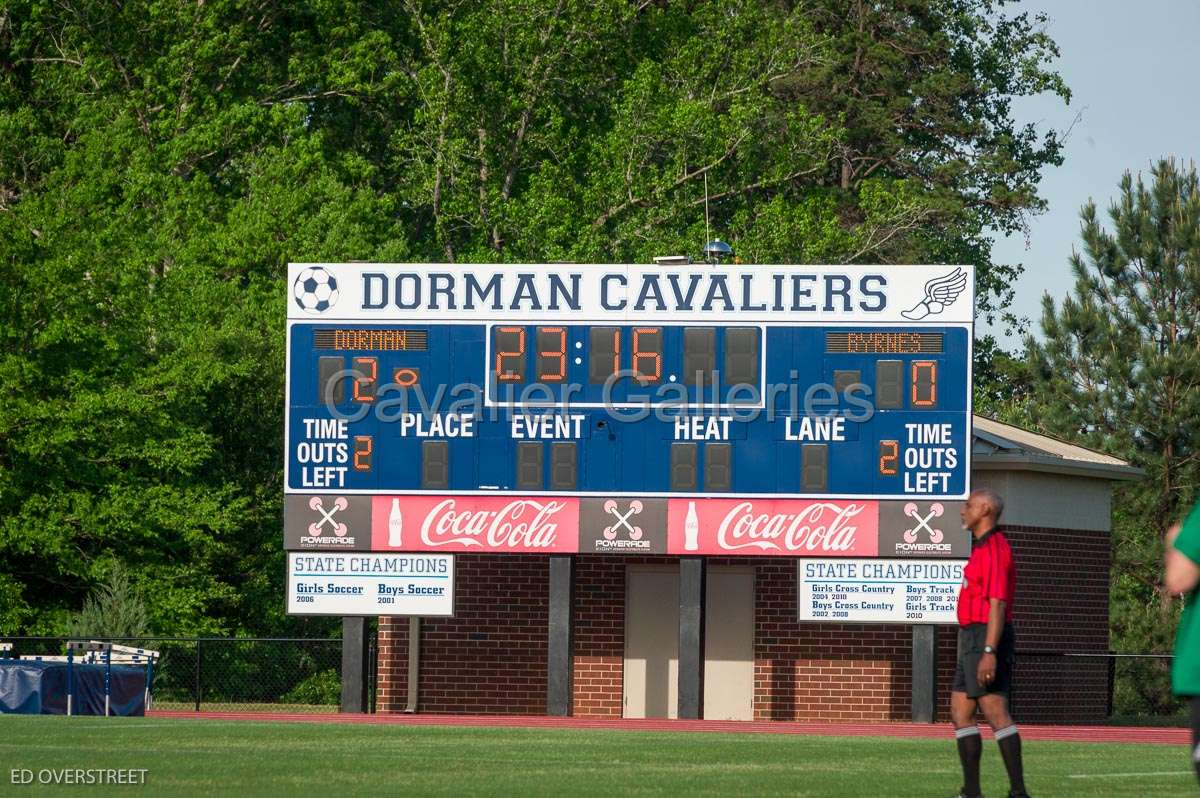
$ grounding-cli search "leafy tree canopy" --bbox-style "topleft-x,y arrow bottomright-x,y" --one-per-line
0,0 -> 1067,634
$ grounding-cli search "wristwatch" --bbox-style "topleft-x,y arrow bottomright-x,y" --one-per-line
983,645 -> 996,655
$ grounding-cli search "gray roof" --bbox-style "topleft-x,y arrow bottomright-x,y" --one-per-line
972,415 -> 1143,481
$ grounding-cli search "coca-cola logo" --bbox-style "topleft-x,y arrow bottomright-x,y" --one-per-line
715,501 -> 868,553
419,498 -> 568,550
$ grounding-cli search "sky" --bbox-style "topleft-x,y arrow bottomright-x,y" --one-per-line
987,0 -> 1200,348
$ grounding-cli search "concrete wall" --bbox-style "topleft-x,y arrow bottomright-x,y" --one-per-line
972,469 -> 1113,532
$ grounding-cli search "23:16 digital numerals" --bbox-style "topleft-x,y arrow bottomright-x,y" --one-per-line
493,326 -> 663,384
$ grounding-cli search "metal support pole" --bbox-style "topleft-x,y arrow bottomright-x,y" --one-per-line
193,640 -> 202,712
547,555 -> 575,716
911,625 -> 937,723
67,646 -> 74,717
145,658 -> 155,712
1106,655 -> 1115,718
104,647 -> 111,717
678,557 -> 705,720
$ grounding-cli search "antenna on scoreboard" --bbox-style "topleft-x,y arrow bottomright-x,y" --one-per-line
704,173 -> 711,247
702,172 -> 733,265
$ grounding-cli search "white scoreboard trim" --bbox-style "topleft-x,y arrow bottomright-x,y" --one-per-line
287,263 -> 974,325
286,552 -> 455,616
797,558 -> 965,625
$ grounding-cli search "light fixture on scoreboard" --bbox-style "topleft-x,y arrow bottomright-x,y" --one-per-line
702,239 -> 734,264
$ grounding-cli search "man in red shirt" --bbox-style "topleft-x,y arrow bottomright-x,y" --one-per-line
951,487 -> 1027,798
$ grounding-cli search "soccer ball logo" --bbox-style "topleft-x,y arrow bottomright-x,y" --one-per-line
293,267 -> 340,314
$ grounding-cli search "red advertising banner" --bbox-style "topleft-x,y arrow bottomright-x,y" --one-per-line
371,496 -> 580,553
666,498 -> 878,557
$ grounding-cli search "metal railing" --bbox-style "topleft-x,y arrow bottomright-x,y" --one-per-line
3,636 -> 375,714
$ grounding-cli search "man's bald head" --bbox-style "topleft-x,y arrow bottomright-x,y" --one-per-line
971,487 -> 1004,520
961,487 -> 1004,536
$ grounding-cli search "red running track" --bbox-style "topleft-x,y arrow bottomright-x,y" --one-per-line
147,711 -> 1187,745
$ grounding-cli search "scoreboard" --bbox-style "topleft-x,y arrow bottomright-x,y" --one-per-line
285,263 -> 971,499
283,262 -> 973,571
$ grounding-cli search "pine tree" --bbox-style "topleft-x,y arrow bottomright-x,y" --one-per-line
1028,159 -> 1200,708
66,562 -> 150,640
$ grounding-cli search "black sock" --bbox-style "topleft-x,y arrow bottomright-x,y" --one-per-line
995,725 -> 1026,795
955,725 -> 982,796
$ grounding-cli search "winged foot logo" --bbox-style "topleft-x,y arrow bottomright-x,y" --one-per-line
901,267 -> 968,320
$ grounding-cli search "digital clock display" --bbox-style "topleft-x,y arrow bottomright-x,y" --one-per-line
487,324 -> 762,404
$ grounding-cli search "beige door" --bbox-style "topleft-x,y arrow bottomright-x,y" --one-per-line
703,566 -> 755,720
623,566 -> 679,719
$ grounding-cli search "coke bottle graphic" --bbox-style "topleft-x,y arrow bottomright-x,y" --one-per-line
388,498 -> 403,547
684,501 -> 700,551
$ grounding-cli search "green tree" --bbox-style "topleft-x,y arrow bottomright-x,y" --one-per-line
1027,160 -> 1200,688
790,0 -> 1068,320
973,337 -> 1034,427
0,0 -> 1068,634
66,561 -> 150,639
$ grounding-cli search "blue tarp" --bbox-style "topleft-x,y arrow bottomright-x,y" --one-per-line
0,661 -> 147,716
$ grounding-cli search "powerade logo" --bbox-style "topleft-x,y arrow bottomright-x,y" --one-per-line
892,501 -> 955,552
896,501 -> 950,552
578,498 -> 668,553
594,500 -> 651,551
881,501 -> 963,556
299,496 -> 356,547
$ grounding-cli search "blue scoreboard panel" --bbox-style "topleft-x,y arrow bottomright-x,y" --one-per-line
284,263 -> 973,501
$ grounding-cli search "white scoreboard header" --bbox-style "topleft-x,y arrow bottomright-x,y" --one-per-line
288,263 -> 974,324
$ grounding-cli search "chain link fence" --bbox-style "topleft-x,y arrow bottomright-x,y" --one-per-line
3,637 -> 376,714
1107,653 -> 1183,723
1,637 -> 1180,723
1012,651 -> 1184,726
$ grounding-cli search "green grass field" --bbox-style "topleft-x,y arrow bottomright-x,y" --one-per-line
0,716 -> 1193,796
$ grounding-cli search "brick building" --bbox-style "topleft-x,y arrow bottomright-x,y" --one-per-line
375,416 -> 1138,723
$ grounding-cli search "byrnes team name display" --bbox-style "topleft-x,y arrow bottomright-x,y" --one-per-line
283,263 -> 974,623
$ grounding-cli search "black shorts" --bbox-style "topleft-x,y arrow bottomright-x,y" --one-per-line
953,623 -> 1015,698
